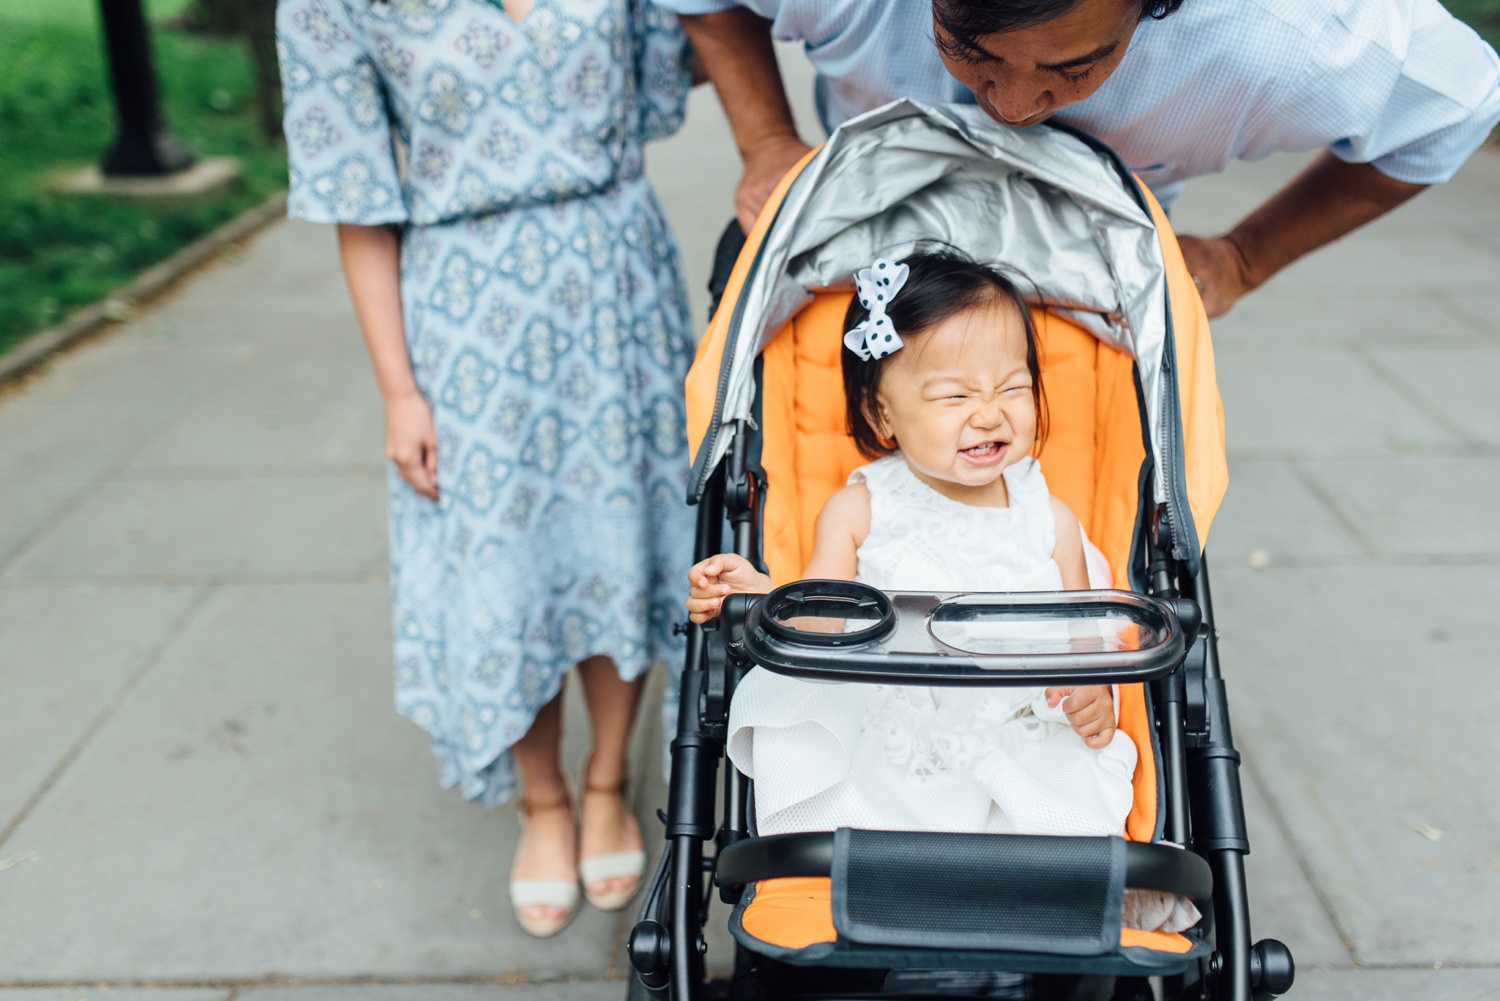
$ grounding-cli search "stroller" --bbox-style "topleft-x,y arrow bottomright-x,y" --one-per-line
628,101 -> 1295,1001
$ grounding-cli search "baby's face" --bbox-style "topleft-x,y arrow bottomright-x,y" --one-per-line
873,298 -> 1037,504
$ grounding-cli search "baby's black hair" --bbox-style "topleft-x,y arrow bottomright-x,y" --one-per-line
842,248 -> 1047,460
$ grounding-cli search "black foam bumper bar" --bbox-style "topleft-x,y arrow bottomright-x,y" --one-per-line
715,830 -> 1213,903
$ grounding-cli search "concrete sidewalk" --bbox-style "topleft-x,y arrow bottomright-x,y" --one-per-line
2,67 -> 1499,1001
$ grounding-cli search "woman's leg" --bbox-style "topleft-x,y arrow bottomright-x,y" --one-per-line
509,682 -> 576,923
576,655 -> 646,897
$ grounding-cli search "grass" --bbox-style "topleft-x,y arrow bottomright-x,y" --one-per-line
0,0 -> 287,355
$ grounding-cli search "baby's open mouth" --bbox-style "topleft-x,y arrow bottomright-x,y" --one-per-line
960,440 -> 1008,463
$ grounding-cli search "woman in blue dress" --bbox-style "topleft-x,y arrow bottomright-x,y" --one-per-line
277,0 -> 694,936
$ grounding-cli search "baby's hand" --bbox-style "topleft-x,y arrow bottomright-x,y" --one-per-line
686,554 -> 773,623
1044,685 -> 1117,749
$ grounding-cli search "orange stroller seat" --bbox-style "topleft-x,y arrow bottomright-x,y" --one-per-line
720,301 -> 1198,963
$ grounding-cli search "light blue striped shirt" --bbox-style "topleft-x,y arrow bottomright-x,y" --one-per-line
661,0 -> 1500,201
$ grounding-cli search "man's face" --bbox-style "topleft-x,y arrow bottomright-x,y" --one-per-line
935,0 -> 1142,127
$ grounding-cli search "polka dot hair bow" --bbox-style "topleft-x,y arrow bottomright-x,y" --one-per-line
842,258 -> 910,361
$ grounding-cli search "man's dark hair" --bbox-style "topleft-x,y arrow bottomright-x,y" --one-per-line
934,0 -> 1186,63
842,248 -> 1047,460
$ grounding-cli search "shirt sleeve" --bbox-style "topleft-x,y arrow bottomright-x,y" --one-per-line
1261,0 -> 1500,185
276,0 -> 409,225
649,0 -> 738,14
630,0 -> 694,143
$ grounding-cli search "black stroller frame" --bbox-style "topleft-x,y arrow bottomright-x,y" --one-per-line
628,111 -> 1296,1001
629,436 -> 1292,1001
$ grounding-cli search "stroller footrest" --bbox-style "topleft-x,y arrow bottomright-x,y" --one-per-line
831,829 -> 1125,955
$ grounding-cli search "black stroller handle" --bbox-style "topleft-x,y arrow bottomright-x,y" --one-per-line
715,830 -> 1214,904
737,581 -> 1187,686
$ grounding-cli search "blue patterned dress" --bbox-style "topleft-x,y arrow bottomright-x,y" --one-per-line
277,0 -> 694,806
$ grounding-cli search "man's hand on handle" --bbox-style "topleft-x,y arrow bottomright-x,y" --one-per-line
1177,152 -> 1425,319
679,9 -> 812,234
1177,234 -> 1256,320
736,135 -> 815,234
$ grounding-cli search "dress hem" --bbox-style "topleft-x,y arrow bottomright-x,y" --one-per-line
403,651 -> 675,808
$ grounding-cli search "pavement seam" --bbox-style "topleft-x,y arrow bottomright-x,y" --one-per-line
4,965 -> 1499,989
0,976 -> 631,989
0,221 -> 324,580
0,585 -> 215,850
1430,290 -> 1500,342
1348,343 -> 1480,449
1223,551 -> 1500,567
0,468 -> 118,573
1283,458 -> 1377,558
1216,282 -> 1500,304
0,393 -> 238,578
0,193 -> 289,390
0,572 -> 389,588
1237,745 -> 1361,966
1223,444 -> 1500,459
110,465 -> 386,481
29,556 -> 1500,592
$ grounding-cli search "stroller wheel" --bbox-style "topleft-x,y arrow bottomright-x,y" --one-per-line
625,973 -> 662,1001
719,943 -> 766,1001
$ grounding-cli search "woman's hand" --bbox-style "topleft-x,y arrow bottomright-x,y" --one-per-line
385,389 -> 439,501
1045,685 -> 1117,749
686,554 -> 773,622
336,224 -> 436,499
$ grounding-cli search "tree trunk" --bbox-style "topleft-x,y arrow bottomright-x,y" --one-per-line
180,0 -> 282,140
235,0 -> 282,141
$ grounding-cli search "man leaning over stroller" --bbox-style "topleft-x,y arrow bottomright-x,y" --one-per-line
663,0 -> 1500,318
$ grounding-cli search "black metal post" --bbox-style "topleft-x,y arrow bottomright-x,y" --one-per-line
1188,559 -> 1254,1001
97,0 -> 196,176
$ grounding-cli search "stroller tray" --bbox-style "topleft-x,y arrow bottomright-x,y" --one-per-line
739,581 -> 1187,686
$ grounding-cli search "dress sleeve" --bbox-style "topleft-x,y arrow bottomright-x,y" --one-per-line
276,0 -> 409,224
629,0 -> 693,143
648,0 -> 738,15
1253,0 -> 1500,185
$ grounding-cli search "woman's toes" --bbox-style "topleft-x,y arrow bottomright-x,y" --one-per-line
588,874 -> 632,896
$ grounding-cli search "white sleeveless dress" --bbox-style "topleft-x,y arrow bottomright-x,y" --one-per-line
726,455 -> 1199,932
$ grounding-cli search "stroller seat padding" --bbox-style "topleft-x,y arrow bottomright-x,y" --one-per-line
735,878 -> 1196,961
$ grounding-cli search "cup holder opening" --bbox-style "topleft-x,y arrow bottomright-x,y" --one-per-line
761,580 -> 895,646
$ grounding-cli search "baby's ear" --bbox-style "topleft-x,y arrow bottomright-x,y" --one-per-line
863,393 -> 892,444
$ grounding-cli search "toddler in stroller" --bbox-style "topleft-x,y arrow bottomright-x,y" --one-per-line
628,100 -> 1295,1001
689,248 -> 1197,935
